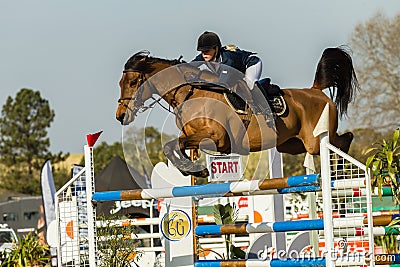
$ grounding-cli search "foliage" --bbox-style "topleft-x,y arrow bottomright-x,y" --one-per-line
242,151 -> 269,179
348,128 -> 390,163
52,165 -> 72,191
80,126 -> 175,178
79,141 -> 124,173
282,153 -> 308,176
96,214 -> 141,267
375,235 -> 399,254
0,88 -> 66,173
143,126 -> 172,165
348,12 -> 400,132
280,128 -> 392,177
213,203 -> 238,225
213,203 -> 245,260
374,218 -> 400,253
0,88 -> 68,195
366,129 -> 400,204
123,126 -> 174,168
0,232 -> 50,267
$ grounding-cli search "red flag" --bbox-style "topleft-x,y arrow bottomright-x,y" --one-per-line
86,131 -> 103,147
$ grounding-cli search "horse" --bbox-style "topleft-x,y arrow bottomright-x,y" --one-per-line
116,47 -> 359,177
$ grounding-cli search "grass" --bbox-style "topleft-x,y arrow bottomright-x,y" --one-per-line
53,153 -> 83,170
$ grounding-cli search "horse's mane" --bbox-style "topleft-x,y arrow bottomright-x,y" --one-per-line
124,50 -> 185,73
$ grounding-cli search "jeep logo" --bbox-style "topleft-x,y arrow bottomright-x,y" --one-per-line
110,200 -> 152,214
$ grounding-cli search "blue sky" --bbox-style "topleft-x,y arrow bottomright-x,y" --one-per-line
1,0 -> 399,153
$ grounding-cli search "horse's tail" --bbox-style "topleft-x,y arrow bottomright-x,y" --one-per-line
313,46 -> 360,117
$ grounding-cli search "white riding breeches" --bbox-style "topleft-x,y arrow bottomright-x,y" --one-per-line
245,58 -> 262,89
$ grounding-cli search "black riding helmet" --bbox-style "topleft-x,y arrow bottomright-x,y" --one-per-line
197,31 -> 222,51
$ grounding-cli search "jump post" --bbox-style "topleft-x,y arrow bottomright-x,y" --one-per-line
54,104 -> 400,267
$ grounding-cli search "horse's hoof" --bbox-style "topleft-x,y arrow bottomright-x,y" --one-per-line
189,163 -> 209,178
195,168 -> 209,178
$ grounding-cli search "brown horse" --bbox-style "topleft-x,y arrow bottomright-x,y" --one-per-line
116,47 -> 359,177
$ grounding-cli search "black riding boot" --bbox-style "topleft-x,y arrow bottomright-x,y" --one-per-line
249,89 -> 273,126
249,90 -> 269,115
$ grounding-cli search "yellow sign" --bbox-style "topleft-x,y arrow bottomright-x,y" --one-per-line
160,210 -> 192,241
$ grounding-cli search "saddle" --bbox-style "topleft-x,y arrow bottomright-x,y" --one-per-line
184,75 -> 286,121
224,78 -> 286,117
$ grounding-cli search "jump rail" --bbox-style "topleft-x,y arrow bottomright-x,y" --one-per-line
194,215 -> 400,236
92,174 -> 319,201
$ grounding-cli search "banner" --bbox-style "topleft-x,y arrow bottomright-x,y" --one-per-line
72,165 -> 90,252
40,160 -> 56,228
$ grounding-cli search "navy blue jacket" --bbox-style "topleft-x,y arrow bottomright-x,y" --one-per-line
192,47 -> 260,74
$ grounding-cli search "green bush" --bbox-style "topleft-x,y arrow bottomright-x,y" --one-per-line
0,232 -> 50,267
366,129 -> 400,204
96,215 -> 141,267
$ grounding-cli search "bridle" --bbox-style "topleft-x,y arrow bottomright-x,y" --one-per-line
117,52 -> 196,122
118,70 -> 147,115
118,69 -> 175,116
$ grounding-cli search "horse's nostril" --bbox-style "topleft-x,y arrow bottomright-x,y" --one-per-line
118,113 -> 125,125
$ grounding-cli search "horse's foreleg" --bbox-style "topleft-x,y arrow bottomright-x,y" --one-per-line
163,136 -> 211,178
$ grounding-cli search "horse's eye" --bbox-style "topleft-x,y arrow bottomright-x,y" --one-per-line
130,80 -> 137,87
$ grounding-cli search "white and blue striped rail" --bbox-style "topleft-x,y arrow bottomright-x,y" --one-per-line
195,214 -> 400,236
93,174 -> 319,201
193,254 -> 400,267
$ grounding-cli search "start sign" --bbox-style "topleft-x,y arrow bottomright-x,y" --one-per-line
206,154 -> 243,182
238,197 -> 248,208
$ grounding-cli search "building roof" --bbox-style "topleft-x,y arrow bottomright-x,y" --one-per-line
95,156 -> 152,218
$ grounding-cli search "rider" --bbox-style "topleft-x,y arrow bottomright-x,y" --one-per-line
192,31 -> 269,116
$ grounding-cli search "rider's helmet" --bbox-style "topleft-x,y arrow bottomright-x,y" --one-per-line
197,31 -> 222,51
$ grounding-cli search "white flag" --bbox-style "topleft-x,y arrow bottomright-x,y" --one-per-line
40,160 -> 56,227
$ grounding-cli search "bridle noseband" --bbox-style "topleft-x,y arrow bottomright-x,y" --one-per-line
118,70 -> 147,115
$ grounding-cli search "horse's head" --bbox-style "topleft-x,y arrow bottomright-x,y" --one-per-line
116,70 -> 149,125
116,51 -> 157,125
116,51 -> 185,125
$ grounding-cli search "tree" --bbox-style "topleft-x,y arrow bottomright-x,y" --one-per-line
348,128 -> 391,163
79,127 -> 174,178
347,12 -> 400,132
282,153 -> 310,176
52,165 -> 71,192
122,126 -> 174,174
79,141 -> 124,173
0,88 -> 65,194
